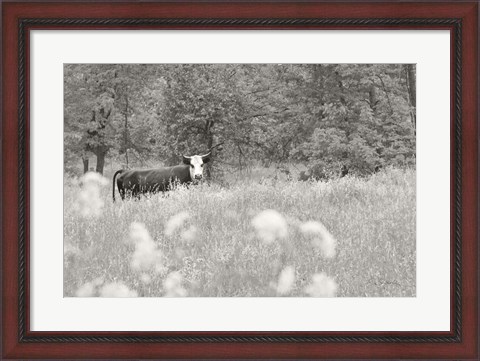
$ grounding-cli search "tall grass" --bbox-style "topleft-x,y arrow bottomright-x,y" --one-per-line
64,168 -> 415,297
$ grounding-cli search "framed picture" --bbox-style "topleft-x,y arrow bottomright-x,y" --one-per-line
2,1 -> 478,360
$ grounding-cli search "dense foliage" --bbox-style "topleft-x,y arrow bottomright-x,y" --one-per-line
64,64 -> 416,177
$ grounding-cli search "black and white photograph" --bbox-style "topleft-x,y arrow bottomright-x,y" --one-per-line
64,64 -> 416,298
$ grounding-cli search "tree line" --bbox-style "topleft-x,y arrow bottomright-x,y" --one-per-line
64,64 -> 416,178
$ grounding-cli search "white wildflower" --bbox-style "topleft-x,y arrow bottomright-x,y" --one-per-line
74,277 -> 104,297
276,266 -> 295,295
64,242 -> 80,268
164,212 -> 190,236
181,225 -> 198,242
64,242 -> 80,257
251,209 -> 288,244
304,273 -> 338,297
75,171 -> 108,218
99,282 -> 138,297
81,171 -> 109,186
140,273 -> 152,284
128,222 -> 152,244
175,247 -> 186,260
75,281 -> 96,297
129,222 -> 163,271
163,271 -> 187,297
154,264 -> 168,276
92,276 -> 105,286
299,221 -> 336,258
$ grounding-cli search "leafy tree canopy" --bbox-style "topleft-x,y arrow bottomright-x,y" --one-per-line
64,64 -> 415,177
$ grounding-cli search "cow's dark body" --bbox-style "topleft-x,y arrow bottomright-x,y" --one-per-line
113,165 -> 192,201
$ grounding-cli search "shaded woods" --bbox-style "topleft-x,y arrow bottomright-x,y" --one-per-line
64,64 -> 416,177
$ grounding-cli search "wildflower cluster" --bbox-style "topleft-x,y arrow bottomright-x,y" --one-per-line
299,221 -> 336,258
164,211 -> 197,242
163,271 -> 187,297
276,266 -> 295,295
129,222 -> 163,273
305,273 -> 338,297
251,209 -> 338,297
75,277 -> 138,297
99,282 -> 139,297
74,172 -> 109,218
251,209 -> 288,245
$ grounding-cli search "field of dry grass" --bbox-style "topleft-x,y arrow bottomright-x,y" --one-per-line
64,167 -> 416,297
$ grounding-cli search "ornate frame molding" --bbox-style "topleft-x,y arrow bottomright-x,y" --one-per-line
17,17 -> 462,343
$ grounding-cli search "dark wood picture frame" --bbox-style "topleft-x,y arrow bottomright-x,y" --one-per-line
1,1 -> 478,359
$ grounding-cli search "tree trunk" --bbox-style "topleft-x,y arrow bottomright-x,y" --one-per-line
405,64 -> 416,130
82,157 -> 89,173
312,65 -> 325,129
204,119 -> 214,179
205,134 -> 214,179
369,83 -> 378,114
376,75 -> 394,115
237,144 -> 244,171
95,148 -> 106,175
124,95 -> 130,168
85,89 -> 113,175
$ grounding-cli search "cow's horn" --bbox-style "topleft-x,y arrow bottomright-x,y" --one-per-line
182,155 -> 192,165
201,152 -> 211,163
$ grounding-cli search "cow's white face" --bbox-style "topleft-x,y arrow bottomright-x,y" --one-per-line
188,155 -> 205,181
183,152 -> 211,182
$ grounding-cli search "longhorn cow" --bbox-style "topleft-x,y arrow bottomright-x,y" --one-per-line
112,153 -> 211,201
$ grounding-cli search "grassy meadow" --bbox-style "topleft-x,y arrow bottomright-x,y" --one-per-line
64,167 -> 416,297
